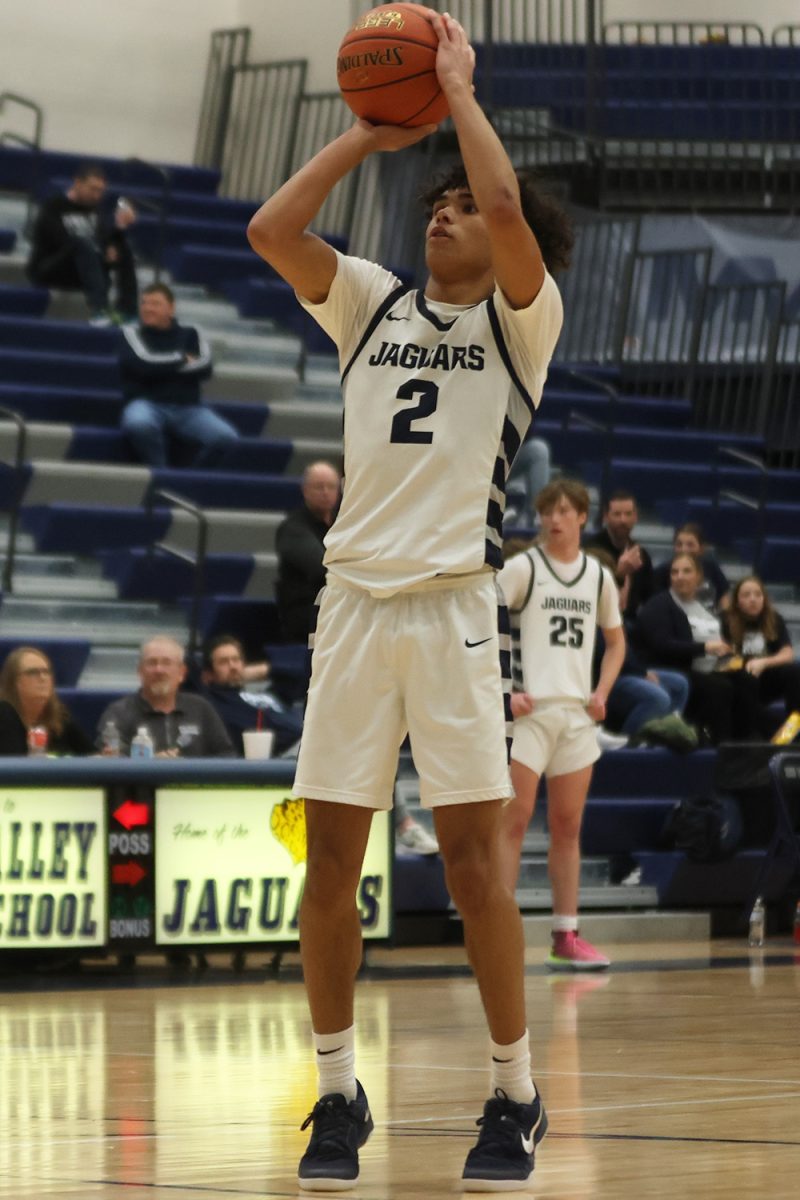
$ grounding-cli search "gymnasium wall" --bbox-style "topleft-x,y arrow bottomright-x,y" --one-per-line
0,1 -> 797,166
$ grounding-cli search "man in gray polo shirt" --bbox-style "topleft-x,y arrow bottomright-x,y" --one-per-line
96,635 -> 234,757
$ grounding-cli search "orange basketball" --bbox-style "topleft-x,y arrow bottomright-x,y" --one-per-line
337,4 -> 449,128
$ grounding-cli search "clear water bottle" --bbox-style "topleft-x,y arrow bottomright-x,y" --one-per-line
130,725 -> 154,759
102,720 -> 120,756
748,895 -> 765,947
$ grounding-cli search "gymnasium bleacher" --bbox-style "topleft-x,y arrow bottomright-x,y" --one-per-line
1,6 -> 799,940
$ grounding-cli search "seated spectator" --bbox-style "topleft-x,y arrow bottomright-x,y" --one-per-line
723,575 -> 800,729
275,460 -> 341,642
96,636 -> 234,756
653,523 -> 730,611
119,284 -> 239,468
27,162 -> 138,324
0,646 -> 93,755
504,436 -> 551,529
587,547 -> 691,745
584,490 -> 654,621
634,553 -> 761,745
201,634 -> 304,756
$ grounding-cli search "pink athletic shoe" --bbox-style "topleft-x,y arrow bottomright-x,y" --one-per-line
547,930 -> 610,972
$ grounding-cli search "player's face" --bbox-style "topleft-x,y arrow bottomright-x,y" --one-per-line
424,189 -> 492,279
210,645 -> 245,687
736,579 -> 764,619
540,497 -> 586,546
605,500 -> 637,542
669,555 -> 701,599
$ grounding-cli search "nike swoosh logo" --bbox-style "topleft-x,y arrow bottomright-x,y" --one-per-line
316,1046 -> 344,1056
386,312 -> 410,321
465,637 -> 492,648
521,1131 -> 535,1154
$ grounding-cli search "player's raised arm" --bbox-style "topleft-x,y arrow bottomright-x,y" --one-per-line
431,12 -> 545,308
247,122 -> 434,304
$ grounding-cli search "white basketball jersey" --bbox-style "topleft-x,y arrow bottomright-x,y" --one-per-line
299,252 -> 563,597
502,547 -> 617,703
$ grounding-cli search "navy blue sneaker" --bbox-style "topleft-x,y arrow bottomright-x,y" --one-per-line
298,1079 -> 373,1191
462,1088 -> 547,1191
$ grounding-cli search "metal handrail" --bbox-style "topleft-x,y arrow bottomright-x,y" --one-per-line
712,445 -> 769,570
0,406 -> 28,594
124,156 -> 172,282
144,488 -> 208,659
0,92 -> 43,149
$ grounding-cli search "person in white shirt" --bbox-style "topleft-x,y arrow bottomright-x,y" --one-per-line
497,479 -> 625,971
247,11 -> 573,1192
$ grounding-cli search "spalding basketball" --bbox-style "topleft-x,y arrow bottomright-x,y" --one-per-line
337,4 -> 449,128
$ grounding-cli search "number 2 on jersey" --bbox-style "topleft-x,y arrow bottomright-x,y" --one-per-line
390,380 -> 439,444
549,615 -> 584,648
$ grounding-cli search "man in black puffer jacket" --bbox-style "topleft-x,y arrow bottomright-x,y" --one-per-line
118,282 -> 238,467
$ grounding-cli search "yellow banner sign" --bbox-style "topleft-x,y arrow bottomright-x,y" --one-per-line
0,788 -> 107,948
155,787 -> 392,944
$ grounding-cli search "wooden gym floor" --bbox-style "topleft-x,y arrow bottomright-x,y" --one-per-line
0,939 -> 799,1199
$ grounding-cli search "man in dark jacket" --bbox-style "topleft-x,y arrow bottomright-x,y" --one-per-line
585,490 -> 654,621
27,162 -> 138,323
201,634 -> 303,756
275,461 -> 341,642
119,283 -> 238,467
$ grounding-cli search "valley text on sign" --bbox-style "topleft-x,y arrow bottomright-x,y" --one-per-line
0,789 -> 107,948
155,787 -> 392,944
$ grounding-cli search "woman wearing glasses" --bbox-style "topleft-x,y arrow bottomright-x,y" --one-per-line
0,646 -> 93,755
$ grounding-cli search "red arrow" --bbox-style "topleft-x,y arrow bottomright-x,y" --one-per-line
112,862 -> 147,887
113,800 -> 150,830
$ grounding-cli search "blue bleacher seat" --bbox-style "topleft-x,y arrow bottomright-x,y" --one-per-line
0,315 -> 117,355
98,548 -> 255,601
0,286 -> 48,317
190,596 -> 283,658
0,384 -> 123,427
0,145 -> 220,196
59,687 -> 124,741
0,637 -> 91,687
151,467 -> 302,512
21,504 -> 171,554
0,347 -> 119,391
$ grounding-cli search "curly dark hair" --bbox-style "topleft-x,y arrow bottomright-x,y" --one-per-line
419,162 -> 574,276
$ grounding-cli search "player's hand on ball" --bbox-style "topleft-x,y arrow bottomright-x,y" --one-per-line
355,119 -> 438,151
510,692 -> 535,719
586,692 -> 606,722
431,12 -> 475,95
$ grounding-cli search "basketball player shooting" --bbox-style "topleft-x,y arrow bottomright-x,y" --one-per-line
497,480 -> 626,971
247,9 -> 571,1192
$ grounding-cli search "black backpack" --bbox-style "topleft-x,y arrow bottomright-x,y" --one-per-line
662,793 -> 743,862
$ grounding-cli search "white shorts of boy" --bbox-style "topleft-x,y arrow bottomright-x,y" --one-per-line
511,700 -> 600,778
292,577 -> 513,809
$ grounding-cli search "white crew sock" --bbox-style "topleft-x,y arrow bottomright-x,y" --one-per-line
489,1030 -> 536,1104
313,1026 -> 357,1101
552,913 -> 579,934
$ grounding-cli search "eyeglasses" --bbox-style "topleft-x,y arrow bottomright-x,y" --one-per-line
20,667 -> 53,678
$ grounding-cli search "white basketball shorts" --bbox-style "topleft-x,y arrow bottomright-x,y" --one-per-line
511,700 -> 600,779
292,577 -> 513,809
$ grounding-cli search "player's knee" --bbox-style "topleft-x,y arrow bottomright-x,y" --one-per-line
548,811 -> 582,845
443,852 -> 492,916
303,851 -> 362,910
